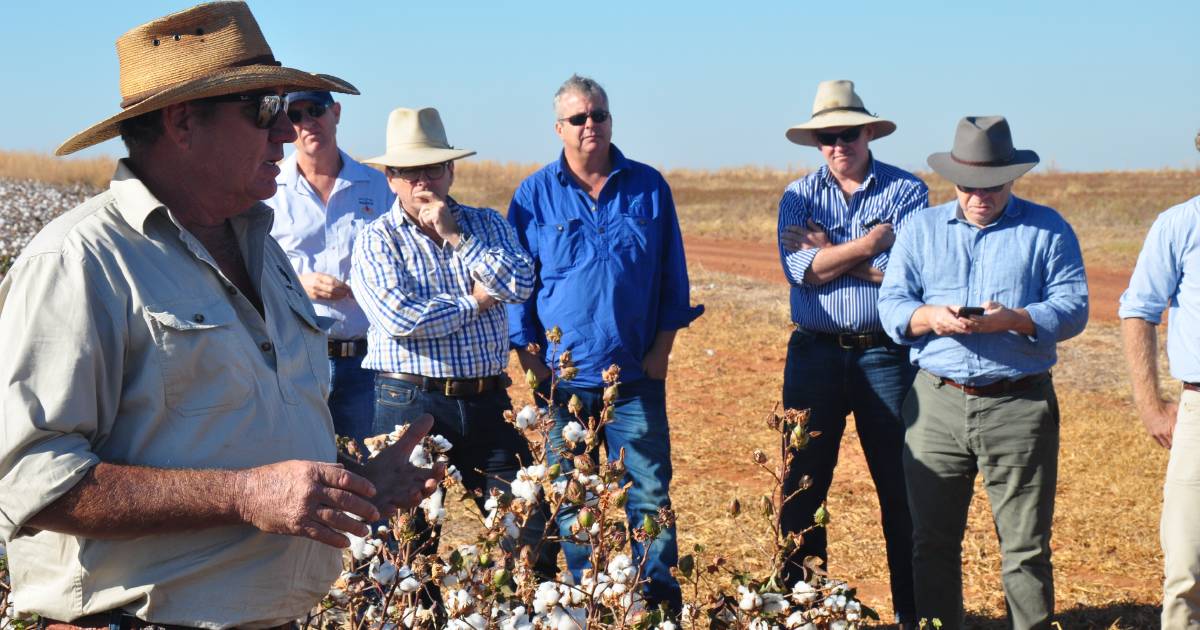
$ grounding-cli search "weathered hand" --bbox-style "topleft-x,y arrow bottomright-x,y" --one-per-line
299,272 -> 351,301
1141,400 -> 1179,449
413,190 -> 460,244
360,414 -> 445,514
861,223 -> 895,255
780,221 -> 831,253
471,281 -> 499,312
965,300 -> 1012,334
235,460 -> 379,548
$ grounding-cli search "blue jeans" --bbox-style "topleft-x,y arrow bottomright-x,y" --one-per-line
328,355 -> 376,444
544,377 -> 682,612
780,329 -> 917,622
372,376 -> 556,577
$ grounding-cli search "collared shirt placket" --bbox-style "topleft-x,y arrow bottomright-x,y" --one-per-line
966,222 -> 986,377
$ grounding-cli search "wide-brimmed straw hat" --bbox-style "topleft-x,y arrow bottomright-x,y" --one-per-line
363,108 -> 476,169
785,80 -> 896,146
56,1 -> 358,156
927,116 -> 1040,188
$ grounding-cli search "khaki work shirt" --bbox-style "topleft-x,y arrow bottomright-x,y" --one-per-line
0,162 -> 339,628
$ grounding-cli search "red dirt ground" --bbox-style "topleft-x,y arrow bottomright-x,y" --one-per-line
684,236 -> 1128,323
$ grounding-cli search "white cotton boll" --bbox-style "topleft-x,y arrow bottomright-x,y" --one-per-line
447,589 -> 471,615
748,620 -> 775,630
502,513 -> 520,540
484,495 -> 500,512
511,478 -> 541,503
465,613 -> 488,629
429,434 -> 453,452
738,585 -> 763,611
409,444 -> 432,467
516,405 -> 538,430
421,487 -> 446,524
606,554 -> 635,585
399,576 -> 422,592
656,622 -> 677,630
785,611 -> 811,629
791,581 -> 818,606
562,421 -> 587,444
347,532 -> 369,560
369,559 -> 398,585
829,621 -> 848,630
446,464 -> 463,483
762,592 -> 788,614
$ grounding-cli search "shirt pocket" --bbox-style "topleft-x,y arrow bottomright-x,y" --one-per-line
144,299 -> 256,416
283,287 -> 332,402
616,199 -> 659,258
537,218 -> 587,276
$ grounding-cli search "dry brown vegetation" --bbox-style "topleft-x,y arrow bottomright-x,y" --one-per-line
2,151 -> 1197,627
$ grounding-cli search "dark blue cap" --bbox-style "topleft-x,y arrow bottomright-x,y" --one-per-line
286,91 -> 334,107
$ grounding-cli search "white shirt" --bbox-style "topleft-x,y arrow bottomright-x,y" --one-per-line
266,149 -> 394,341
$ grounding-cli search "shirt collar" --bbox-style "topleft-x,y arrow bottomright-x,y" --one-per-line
817,152 -> 878,192
279,149 -> 371,190
110,159 -> 167,233
553,144 -> 629,186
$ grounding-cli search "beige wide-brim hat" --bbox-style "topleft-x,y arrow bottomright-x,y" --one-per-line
785,80 -> 896,146
927,116 -> 1040,188
363,107 -> 476,169
56,1 -> 358,156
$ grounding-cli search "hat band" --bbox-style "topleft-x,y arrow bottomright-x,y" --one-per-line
811,105 -> 872,119
950,152 -> 1016,167
117,54 -> 283,109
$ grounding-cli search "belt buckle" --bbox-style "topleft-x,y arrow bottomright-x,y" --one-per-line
444,378 -> 454,397
836,333 -> 857,350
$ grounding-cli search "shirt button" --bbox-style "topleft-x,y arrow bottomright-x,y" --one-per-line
598,227 -> 606,234
591,205 -> 597,211
226,285 -> 238,295
260,341 -> 273,352
193,313 -> 205,323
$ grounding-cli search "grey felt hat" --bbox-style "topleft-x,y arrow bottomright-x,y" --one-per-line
927,116 -> 1039,187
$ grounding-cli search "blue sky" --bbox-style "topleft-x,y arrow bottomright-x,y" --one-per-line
2,1 -> 1197,173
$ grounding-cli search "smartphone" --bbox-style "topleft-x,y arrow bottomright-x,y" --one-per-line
956,306 -> 985,317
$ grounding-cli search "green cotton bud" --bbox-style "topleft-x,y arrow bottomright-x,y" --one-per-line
643,513 -> 661,538
525,369 -> 540,390
577,508 -> 596,529
492,568 -> 511,587
814,504 -> 830,526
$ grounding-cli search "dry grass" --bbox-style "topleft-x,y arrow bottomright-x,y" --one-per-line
0,150 -> 114,188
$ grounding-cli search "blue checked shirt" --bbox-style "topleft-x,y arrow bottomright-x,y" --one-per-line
778,157 -> 929,333
879,196 -> 1089,385
1119,195 -> 1200,382
352,197 -> 533,378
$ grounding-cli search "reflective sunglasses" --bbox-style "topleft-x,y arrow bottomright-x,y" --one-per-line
387,162 -> 448,183
286,103 -> 328,124
558,110 -> 610,126
203,93 -> 285,129
956,184 -> 1006,194
814,126 -> 863,146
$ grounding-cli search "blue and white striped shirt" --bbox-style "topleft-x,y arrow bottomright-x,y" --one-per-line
352,198 -> 533,377
777,157 -> 928,333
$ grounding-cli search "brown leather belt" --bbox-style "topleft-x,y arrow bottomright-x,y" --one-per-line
39,611 -> 297,630
939,373 -> 1046,397
328,338 -> 368,358
1184,382 -> 1200,392
378,371 -> 508,397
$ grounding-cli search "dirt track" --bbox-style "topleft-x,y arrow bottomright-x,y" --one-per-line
685,236 -> 1128,323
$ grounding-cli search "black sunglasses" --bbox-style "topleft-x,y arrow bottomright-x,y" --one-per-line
956,184 -> 1006,194
203,93 -> 285,129
386,162 -> 449,183
558,110 -> 610,126
814,126 -> 863,146
286,103 -> 328,124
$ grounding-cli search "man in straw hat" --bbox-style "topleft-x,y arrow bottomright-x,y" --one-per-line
776,79 -> 927,626
266,90 -> 395,446
0,3 -> 441,626
879,116 -> 1088,629
1119,133 -> 1200,629
506,74 -> 704,613
351,106 -> 555,588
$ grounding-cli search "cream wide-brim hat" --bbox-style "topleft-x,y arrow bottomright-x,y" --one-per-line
363,107 -> 476,169
785,80 -> 896,147
56,1 -> 357,156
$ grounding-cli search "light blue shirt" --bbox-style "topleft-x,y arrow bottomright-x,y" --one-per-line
1118,195 -> 1200,382
266,150 -> 395,340
777,156 -> 928,333
879,196 -> 1089,385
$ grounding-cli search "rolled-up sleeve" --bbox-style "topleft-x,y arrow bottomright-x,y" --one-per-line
1119,212 -> 1179,324
655,179 -> 704,331
777,186 -> 818,286
1024,222 -> 1089,347
878,225 -> 927,346
0,252 -> 120,540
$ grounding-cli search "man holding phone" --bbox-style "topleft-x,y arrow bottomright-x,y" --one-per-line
879,116 -> 1088,629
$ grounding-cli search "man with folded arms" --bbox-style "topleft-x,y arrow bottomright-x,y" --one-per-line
776,79 -> 927,626
266,90 -> 394,445
351,107 -> 552,580
879,116 -> 1088,630
0,3 -> 439,626
1119,135 -> 1200,628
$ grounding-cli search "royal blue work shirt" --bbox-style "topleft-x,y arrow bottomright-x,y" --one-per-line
1119,195 -> 1200,382
878,196 -> 1088,385
507,145 -> 704,388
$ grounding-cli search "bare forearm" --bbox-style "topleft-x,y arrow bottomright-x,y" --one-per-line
1122,317 -> 1165,412
804,241 -> 873,285
846,263 -> 884,284
906,304 -> 935,337
515,347 -> 551,381
1007,308 -> 1036,336
27,462 -> 240,539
